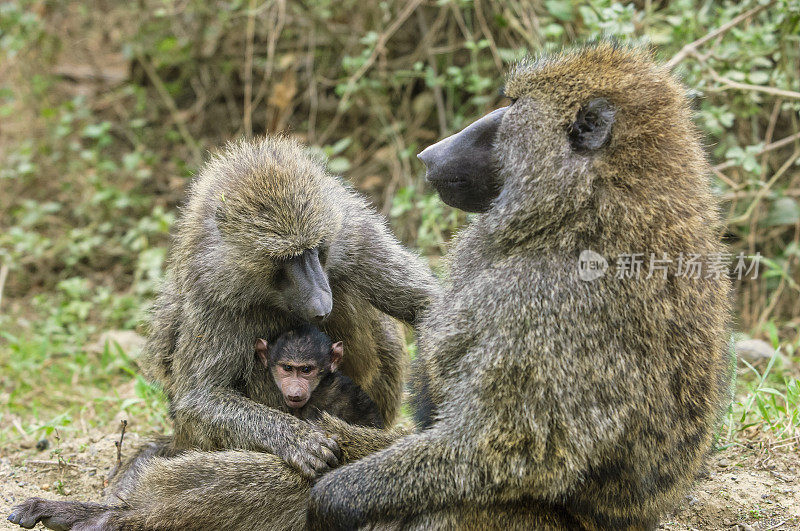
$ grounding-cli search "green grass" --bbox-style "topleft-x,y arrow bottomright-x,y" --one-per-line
0,308 -> 168,444
726,349 -> 800,444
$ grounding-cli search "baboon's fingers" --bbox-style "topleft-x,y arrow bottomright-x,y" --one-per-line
287,455 -> 316,480
308,455 -> 331,475
319,445 -> 339,468
320,435 -> 341,457
8,498 -> 45,529
7,513 -> 34,529
305,432 -> 340,460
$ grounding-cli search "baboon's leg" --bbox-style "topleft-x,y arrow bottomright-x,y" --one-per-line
399,500 -> 581,530
9,419 -> 405,531
11,451 -> 309,531
106,435 -> 182,502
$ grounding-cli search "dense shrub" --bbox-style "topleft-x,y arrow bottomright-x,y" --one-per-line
0,0 -> 798,438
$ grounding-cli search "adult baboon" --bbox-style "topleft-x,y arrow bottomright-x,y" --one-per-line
143,135 -> 437,477
9,135 -> 436,530
308,42 -> 733,529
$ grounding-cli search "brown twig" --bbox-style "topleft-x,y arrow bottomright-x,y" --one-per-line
705,63 -> 800,100
136,54 -> 203,165
712,167 -> 738,189
475,0 -> 503,72
756,219 -> 799,328
666,1 -> 776,70
114,419 -> 128,468
306,26 -> 319,142
319,0 -> 423,144
729,148 -> 800,225
251,0 -> 287,112
722,188 -> 800,200
714,131 -> 800,173
25,460 -> 84,470
0,263 -> 8,312
416,9 -> 448,138
760,99 -> 783,181
242,0 -> 257,137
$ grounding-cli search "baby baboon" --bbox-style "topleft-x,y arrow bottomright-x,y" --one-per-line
8,135 -> 437,530
257,324 -> 383,428
308,42 -> 733,529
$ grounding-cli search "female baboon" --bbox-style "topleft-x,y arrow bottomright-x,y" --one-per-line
9,136 -> 437,530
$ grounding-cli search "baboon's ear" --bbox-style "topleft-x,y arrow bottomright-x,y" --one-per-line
568,98 -> 615,152
329,342 -> 343,372
255,338 -> 269,366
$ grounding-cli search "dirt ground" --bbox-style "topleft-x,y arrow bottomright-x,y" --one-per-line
1,430 -> 797,530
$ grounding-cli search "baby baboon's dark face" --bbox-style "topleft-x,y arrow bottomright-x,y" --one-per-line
255,328 -> 343,409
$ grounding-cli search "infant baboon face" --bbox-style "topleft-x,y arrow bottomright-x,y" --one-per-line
255,327 -> 343,409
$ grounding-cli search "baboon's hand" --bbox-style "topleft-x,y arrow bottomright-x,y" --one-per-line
272,420 -> 340,479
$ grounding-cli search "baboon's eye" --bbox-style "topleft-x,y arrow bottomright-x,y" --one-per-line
283,364 -> 293,372
273,266 -> 288,288
318,244 -> 329,266
301,366 -> 314,374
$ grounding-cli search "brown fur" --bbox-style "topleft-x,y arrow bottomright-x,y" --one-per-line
308,42 -> 733,530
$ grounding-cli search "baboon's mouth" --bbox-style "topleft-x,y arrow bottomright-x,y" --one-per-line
286,398 -> 308,409
427,177 -> 469,191
427,176 -> 466,184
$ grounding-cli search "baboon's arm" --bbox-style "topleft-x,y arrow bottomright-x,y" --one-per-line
172,386 -> 339,478
313,412 -> 410,461
341,206 -> 441,325
307,428 -> 486,529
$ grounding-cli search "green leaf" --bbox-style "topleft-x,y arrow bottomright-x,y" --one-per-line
121,397 -> 142,409
545,0 -> 574,21
328,137 -> 352,156
765,197 -> 800,226
748,71 -> 770,84
327,157 -> 351,174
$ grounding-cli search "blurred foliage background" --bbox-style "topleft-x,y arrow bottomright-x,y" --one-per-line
1,0 -> 798,445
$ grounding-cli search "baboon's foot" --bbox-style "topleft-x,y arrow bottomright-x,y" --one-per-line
8,497 -> 110,531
